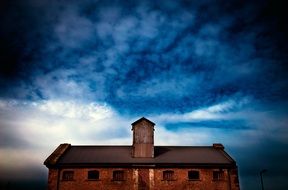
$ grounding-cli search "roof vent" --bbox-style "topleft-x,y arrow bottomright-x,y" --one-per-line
131,117 -> 155,158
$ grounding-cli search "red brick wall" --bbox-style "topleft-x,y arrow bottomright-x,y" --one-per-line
153,168 -> 239,190
230,168 -> 240,190
47,168 -> 59,190
47,167 -> 240,190
56,168 -> 134,190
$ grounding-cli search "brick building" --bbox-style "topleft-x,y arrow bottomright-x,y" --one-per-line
44,117 -> 240,190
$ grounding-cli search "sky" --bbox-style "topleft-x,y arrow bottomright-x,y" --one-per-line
0,0 -> 288,189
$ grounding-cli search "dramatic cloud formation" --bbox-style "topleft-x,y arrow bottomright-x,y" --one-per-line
1,0 -> 288,189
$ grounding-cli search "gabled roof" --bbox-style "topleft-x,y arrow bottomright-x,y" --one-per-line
131,117 -> 155,126
44,144 -> 236,168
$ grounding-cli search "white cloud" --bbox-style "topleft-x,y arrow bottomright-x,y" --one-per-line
152,100 -> 237,123
152,97 -> 253,124
32,69 -> 97,100
37,100 -> 113,121
155,126 -> 210,146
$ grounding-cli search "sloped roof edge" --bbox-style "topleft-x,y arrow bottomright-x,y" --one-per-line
131,117 -> 155,126
44,143 -> 71,167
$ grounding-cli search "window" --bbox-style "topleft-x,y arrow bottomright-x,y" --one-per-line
163,170 -> 174,181
88,170 -> 99,180
213,171 -> 224,180
62,171 -> 74,181
113,170 -> 124,181
188,170 -> 200,180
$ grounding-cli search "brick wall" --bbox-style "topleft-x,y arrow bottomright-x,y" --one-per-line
48,167 -> 240,190
153,168 -> 239,190
47,169 -> 59,190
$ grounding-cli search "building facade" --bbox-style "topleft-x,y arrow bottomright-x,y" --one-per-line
44,117 -> 240,190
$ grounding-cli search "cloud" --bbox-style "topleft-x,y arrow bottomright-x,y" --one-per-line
37,100 -> 113,121
152,98 -> 250,122
1,0 -> 287,115
54,9 -> 95,48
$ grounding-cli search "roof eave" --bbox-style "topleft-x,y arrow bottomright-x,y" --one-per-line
53,162 -> 236,168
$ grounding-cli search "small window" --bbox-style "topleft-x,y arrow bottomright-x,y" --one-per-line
113,170 -> 124,181
88,170 -> 99,180
188,170 -> 200,180
213,171 -> 224,180
163,170 -> 174,181
62,171 -> 74,181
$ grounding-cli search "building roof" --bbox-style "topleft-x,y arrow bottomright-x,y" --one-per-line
44,118 -> 237,168
131,117 -> 155,126
44,144 -> 236,168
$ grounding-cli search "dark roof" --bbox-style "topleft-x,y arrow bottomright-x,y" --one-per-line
45,145 -> 236,168
131,117 -> 155,126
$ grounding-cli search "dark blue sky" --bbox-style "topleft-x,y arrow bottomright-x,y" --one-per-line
1,0 -> 288,189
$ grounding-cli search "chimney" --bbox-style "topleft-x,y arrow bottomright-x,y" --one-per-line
131,117 -> 155,158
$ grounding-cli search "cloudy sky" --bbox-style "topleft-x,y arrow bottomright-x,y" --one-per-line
1,0 -> 288,189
